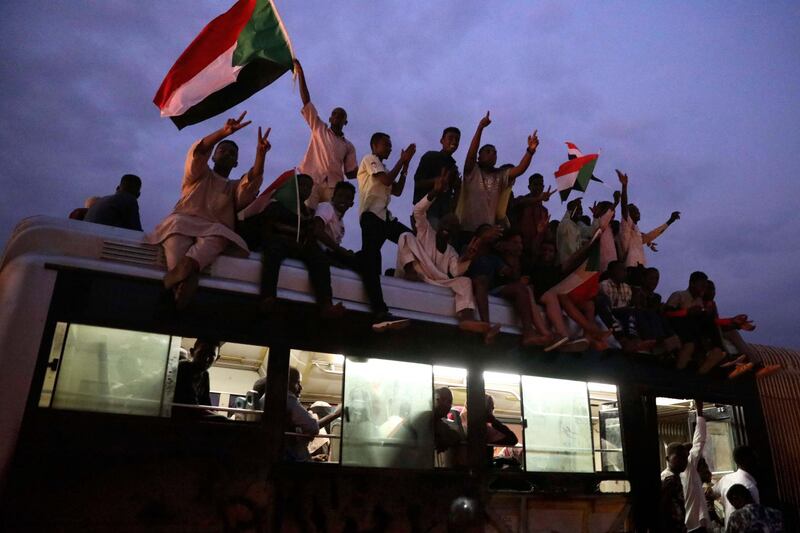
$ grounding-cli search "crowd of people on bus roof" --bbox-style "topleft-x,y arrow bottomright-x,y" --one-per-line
659,400 -> 785,532
70,58 -> 779,380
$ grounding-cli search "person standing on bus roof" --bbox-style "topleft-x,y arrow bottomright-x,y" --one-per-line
660,442 -> 689,533
411,126 -> 461,230
147,113 -> 269,309
681,400 -> 710,533
357,131 -> 416,331
83,174 -> 143,231
293,59 -> 358,210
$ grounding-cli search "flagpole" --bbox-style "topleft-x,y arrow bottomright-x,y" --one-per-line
293,168 -> 301,243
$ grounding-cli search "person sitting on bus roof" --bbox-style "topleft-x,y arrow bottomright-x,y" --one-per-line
310,180 -> 409,332
597,260 -> 657,354
68,195 -> 99,221
357,132 -> 417,331
508,173 -> 554,272
147,113 -> 268,309
631,267 -> 681,354
253,173 -> 346,320
724,484 -> 784,533
173,338 -> 225,419
469,230 -> 562,349
556,197 -> 593,267
665,271 -> 726,374
660,441 -> 689,533
703,280 -> 782,380
285,367 -> 341,462
83,174 -> 143,232
616,169 -> 681,268
713,446 -> 760,527
395,170 -> 496,338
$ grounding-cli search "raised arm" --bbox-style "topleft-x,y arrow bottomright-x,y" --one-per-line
293,59 -> 310,106
643,211 -> 680,245
508,130 -> 539,180
689,400 -> 706,461
237,127 -> 270,208
464,111 -> 491,177
373,145 -> 416,194
196,111 -> 251,156
617,170 -> 629,220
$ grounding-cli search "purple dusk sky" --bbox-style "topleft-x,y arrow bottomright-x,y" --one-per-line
1,2 -> 799,349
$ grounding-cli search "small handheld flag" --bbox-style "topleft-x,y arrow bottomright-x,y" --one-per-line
555,153 -> 599,202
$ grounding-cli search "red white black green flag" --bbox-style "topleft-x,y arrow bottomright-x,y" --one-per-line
154,0 -> 294,129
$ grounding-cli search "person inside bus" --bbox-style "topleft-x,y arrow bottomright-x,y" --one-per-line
83,174 -> 143,231
250,173 -> 346,320
395,170 -> 498,339
434,387 -> 465,467
665,271 -> 726,374
697,458 -> 725,530
147,113 -> 269,309
285,366 -> 341,462
713,446 -> 760,527
724,484 -> 784,532
660,441 -> 689,533
681,401 -> 710,533
309,180 -> 410,332
468,230 -> 562,349
173,338 -> 225,419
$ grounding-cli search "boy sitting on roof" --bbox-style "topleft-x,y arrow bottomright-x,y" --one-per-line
147,113 -> 268,309
395,169 -> 494,338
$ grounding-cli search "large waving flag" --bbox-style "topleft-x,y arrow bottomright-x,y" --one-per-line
154,0 -> 294,129
546,226 -> 604,302
554,153 -> 599,202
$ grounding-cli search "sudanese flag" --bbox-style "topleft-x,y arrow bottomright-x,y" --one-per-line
154,0 -> 294,129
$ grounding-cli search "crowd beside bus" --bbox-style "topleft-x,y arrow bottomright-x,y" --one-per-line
660,401 -> 784,532
70,59 -> 778,381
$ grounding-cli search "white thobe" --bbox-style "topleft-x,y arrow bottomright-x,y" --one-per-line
681,416 -> 710,531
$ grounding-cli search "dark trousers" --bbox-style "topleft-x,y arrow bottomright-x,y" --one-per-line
668,313 -> 723,350
325,249 -> 388,315
260,237 -> 332,304
632,309 -> 674,340
360,211 -> 410,294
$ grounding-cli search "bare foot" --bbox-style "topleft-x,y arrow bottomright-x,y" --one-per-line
173,272 -> 199,310
458,319 -> 492,334
164,256 -> 199,289
483,324 -> 501,345
320,302 -> 346,319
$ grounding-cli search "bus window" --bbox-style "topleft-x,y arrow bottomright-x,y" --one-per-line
655,398 -> 740,479
341,358 -> 434,469
589,382 -> 625,473
288,349 -> 344,463
484,371 -> 524,467
41,323 -> 178,417
177,338 -> 267,422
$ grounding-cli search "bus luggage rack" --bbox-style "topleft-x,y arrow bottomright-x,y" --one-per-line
100,239 -> 164,267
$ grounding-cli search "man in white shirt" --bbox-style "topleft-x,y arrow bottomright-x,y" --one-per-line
556,197 -> 594,266
311,181 -> 407,332
293,60 -> 358,209
682,401 -> 710,532
616,169 -> 680,267
357,132 -> 416,330
713,445 -> 760,526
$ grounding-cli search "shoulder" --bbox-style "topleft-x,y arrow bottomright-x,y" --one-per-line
315,202 -> 335,219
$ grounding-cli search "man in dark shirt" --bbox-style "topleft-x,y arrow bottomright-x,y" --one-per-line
411,126 -> 461,229
84,174 -> 143,231
246,173 -> 345,319
173,338 -> 221,418
660,441 -> 689,533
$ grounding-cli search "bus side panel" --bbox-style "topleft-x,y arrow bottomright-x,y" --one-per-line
0,255 -> 56,482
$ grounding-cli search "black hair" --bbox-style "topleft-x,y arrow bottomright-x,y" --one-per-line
195,337 -> 221,349
566,198 -> 582,211
370,132 -> 390,148
500,229 -> 522,241
333,181 -> 356,195
479,144 -> 496,153
217,139 -> 238,150
689,271 -> 708,284
666,442 -> 686,457
119,174 -> 141,192
529,173 -> 544,182
645,267 -> 660,275
726,484 -> 753,504
442,126 -> 461,138
733,445 -> 756,466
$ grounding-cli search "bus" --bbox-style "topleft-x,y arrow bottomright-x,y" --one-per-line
0,215 -> 797,532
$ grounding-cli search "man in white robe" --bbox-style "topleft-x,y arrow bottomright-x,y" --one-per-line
147,113 -> 267,308
396,172 -> 495,338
